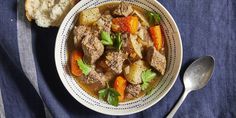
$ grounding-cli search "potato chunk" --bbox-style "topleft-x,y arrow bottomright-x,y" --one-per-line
124,60 -> 148,84
79,8 -> 101,25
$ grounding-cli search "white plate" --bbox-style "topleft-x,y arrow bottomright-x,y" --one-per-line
55,0 -> 182,115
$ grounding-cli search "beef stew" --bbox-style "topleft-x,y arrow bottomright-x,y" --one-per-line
68,2 -> 167,106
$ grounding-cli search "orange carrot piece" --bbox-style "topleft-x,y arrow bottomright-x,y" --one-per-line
112,16 -> 139,34
129,16 -> 139,34
114,76 -> 127,101
149,25 -> 163,51
70,50 -> 83,77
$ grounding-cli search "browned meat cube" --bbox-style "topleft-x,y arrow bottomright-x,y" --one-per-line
86,69 -> 104,85
81,69 -> 106,91
146,47 -> 166,75
73,25 -> 91,47
82,35 -> 104,64
125,84 -> 141,99
113,2 -> 133,17
105,51 -> 127,74
96,15 -> 113,33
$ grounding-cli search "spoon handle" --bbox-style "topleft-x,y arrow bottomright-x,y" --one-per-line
166,89 -> 190,118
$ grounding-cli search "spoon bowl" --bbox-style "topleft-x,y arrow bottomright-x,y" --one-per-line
167,56 -> 215,118
184,56 -> 215,90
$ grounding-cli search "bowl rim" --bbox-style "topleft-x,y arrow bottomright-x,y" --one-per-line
55,0 -> 182,115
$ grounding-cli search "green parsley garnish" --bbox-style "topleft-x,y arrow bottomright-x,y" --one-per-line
101,31 -> 113,45
147,11 -> 161,25
113,33 -> 123,50
77,59 -> 91,76
98,88 -> 120,106
100,31 -> 122,50
141,69 -> 157,90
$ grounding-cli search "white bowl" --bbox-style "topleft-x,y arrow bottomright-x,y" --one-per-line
55,0 -> 182,115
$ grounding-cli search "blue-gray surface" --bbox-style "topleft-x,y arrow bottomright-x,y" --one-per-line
0,0 -> 235,118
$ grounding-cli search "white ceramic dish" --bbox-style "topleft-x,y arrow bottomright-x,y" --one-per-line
55,0 -> 182,115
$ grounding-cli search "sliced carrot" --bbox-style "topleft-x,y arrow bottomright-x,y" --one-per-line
112,16 -> 139,34
129,16 -> 139,34
149,25 -> 163,51
70,50 -> 83,77
114,76 -> 127,101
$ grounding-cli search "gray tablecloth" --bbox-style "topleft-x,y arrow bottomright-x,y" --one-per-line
0,0 -> 235,118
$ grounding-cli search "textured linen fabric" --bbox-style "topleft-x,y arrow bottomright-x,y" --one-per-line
0,0 -> 236,118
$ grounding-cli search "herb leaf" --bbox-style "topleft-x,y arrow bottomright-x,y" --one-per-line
147,11 -> 161,25
141,69 -> 157,90
142,69 -> 157,82
108,88 -> 120,96
98,89 -> 108,100
98,88 -> 120,106
107,91 -> 119,106
148,12 -> 155,25
113,33 -> 123,50
141,82 -> 149,91
77,59 -> 91,76
101,31 -> 113,45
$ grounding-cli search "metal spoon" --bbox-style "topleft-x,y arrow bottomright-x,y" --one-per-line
167,56 -> 215,118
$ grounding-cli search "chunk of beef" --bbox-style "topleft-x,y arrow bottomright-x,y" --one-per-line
82,69 -> 106,91
96,14 -> 113,33
73,25 -> 91,47
146,47 -> 166,75
105,51 -> 127,74
96,59 -> 116,81
86,70 -> 103,84
91,26 -> 100,38
82,36 -> 104,64
113,2 -> 133,17
96,59 -> 110,72
125,84 -> 141,99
